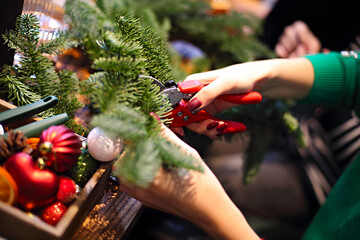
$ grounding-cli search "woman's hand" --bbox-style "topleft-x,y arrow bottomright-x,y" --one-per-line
182,58 -> 314,138
119,116 -> 260,240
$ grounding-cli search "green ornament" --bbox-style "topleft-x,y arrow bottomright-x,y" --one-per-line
68,148 -> 99,187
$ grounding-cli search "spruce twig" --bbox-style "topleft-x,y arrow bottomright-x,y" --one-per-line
79,14 -> 203,186
0,14 -> 84,134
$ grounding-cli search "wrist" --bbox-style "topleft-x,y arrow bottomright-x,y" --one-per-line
255,58 -> 314,100
202,203 -> 260,240
184,180 -> 259,240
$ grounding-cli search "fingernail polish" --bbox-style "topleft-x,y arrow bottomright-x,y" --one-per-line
176,132 -> 185,138
149,112 -> 161,121
207,121 -> 219,130
191,108 -> 203,114
216,123 -> 228,131
187,98 -> 202,112
216,132 -> 226,137
171,127 -> 185,138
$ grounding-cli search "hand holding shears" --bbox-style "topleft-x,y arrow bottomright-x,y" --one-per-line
151,77 -> 262,134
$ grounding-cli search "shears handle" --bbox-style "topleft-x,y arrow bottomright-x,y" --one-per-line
167,80 -> 262,134
168,100 -> 246,134
178,80 -> 262,104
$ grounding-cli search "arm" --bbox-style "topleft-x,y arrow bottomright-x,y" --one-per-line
185,57 -> 314,111
120,116 -> 260,240
184,52 -> 360,137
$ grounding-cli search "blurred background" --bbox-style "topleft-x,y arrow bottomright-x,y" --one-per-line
1,0 -> 360,239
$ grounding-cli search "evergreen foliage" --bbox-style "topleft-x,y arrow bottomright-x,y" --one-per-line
64,0 -> 305,184
126,0 -> 274,67
218,100 -> 305,184
0,14 -> 85,133
81,15 -> 203,186
66,0 -> 273,68
0,1 -> 305,185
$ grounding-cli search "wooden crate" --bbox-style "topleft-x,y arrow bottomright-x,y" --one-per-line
0,100 -> 112,240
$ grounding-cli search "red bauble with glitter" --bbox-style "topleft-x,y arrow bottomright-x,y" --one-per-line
4,152 -> 59,210
41,201 -> 67,226
56,176 -> 78,205
38,125 -> 82,173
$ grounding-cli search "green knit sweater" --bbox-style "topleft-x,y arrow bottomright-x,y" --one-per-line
301,52 -> 360,240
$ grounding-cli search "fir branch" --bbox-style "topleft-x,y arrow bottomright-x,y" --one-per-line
113,139 -> 161,187
128,0 -> 274,65
99,31 -> 143,57
80,14 -> 199,185
243,124 -> 271,184
3,14 -> 40,53
93,56 -> 145,72
0,73 -> 41,106
156,137 -> 203,172
96,0 -> 133,24
65,0 -> 110,40
83,71 -> 143,112
65,0 -> 114,58
116,14 -> 174,83
282,110 -> 306,148
37,34 -> 66,55
91,106 -> 148,140
1,14 -> 84,134
218,100 -> 304,184
138,8 -> 171,42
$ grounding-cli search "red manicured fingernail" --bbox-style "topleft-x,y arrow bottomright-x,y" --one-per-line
176,132 -> 185,138
171,127 -> 185,138
216,123 -> 228,131
207,121 -> 219,130
150,112 -> 161,121
216,132 -> 226,137
187,98 -> 202,112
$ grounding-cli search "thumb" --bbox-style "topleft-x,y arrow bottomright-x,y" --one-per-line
186,82 -> 219,112
184,69 -> 224,112
186,74 -> 234,112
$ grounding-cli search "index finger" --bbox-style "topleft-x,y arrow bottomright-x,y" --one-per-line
184,68 -> 224,85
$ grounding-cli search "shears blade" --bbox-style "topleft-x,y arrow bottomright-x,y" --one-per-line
140,75 -> 185,107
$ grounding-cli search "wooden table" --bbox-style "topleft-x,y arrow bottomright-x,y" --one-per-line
71,178 -> 143,240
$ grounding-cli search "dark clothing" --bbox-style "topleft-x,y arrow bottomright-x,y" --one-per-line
0,0 -> 24,67
260,0 -> 360,51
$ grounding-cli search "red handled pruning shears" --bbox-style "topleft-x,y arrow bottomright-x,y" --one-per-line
148,76 -> 262,134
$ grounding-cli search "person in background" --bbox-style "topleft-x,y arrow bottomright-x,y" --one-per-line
121,51 -> 360,240
208,0 -> 360,230
257,0 -> 360,203
260,0 -> 360,57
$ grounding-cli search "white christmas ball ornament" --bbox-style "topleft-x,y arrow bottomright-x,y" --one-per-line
87,127 -> 123,162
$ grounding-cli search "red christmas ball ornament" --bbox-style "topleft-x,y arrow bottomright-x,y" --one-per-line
4,152 -> 59,210
56,176 -> 78,205
41,201 -> 67,226
38,125 -> 82,173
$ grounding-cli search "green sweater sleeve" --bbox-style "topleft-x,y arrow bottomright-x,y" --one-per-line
301,52 -> 360,113
300,52 -> 360,240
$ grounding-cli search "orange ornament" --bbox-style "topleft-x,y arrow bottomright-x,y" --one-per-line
0,166 -> 18,205
26,137 -> 40,151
